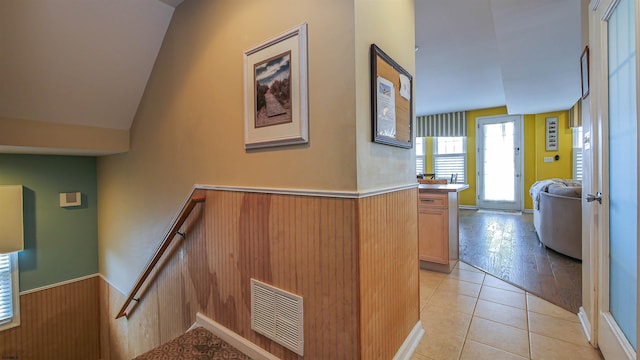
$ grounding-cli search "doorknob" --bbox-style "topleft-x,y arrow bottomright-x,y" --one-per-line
586,192 -> 602,204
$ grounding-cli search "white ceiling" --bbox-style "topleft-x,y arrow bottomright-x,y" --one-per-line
0,0 -> 582,152
415,0 -> 583,116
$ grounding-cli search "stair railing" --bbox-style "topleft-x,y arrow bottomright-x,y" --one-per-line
115,190 -> 206,319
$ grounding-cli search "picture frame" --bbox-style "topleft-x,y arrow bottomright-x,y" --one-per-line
244,23 -> 308,149
580,46 -> 589,99
546,116 -> 558,151
370,44 -> 413,148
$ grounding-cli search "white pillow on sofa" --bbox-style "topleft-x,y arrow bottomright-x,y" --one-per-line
547,183 -> 582,198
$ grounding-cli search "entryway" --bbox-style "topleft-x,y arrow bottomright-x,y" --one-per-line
476,115 -> 524,211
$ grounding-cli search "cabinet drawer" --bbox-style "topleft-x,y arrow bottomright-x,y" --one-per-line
418,193 -> 448,208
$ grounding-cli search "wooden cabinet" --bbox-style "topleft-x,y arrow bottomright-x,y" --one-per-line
418,193 -> 449,264
417,185 -> 467,273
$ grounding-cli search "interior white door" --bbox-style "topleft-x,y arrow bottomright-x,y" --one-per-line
595,0 -> 638,358
476,115 -> 524,211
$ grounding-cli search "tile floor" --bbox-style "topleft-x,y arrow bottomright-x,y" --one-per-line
411,261 -> 603,360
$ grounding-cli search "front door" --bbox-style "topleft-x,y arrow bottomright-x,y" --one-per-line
595,0 -> 638,358
476,115 -> 524,211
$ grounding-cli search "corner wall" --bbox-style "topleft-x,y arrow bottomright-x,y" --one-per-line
354,0 -> 416,191
98,0 -> 358,292
100,188 -> 417,359
98,1 -> 419,359
0,154 -> 99,359
0,154 -> 98,290
534,111 -> 573,181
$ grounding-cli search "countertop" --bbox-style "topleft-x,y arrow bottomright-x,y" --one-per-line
418,184 -> 469,193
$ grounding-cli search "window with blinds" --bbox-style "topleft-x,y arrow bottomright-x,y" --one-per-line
572,127 -> 583,180
416,137 -> 425,175
434,137 -> 466,183
574,150 -> 583,180
0,252 -> 19,329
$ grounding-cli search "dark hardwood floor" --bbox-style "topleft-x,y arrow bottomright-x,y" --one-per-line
459,209 -> 582,314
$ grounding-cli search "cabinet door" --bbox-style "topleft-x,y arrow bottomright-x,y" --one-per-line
418,207 -> 449,264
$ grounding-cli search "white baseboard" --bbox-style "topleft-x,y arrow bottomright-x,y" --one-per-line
192,312 -> 280,360
459,205 -> 477,210
599,312 -> 636,360
393,321 -> 425,360
578,306 -> 592,344
192,313 -> 424,360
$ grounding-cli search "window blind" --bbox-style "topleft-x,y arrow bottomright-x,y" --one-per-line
416,111 -> 467,137
416,158 -> 425,175
573,149 -> 583,180
0,253 -> 13,324
434,154 -> 466,183
416,137 -> 425,175
572,127 -> 583,180
433,137 -> 466,183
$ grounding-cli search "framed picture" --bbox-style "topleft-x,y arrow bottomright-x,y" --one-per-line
580,46 -> 589,99
546,116 -> 558,151
370,44 -> 413,148
244,24 -> 308,149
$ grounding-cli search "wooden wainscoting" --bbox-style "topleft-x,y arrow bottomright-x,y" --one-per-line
102,187 -> 419,360
358,188 -> 419,359
0,276 -> 100,360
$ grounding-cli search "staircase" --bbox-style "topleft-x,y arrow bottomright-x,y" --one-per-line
134,327 -> 253,360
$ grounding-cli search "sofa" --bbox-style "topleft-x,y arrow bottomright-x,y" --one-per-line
530,179 -> 582,260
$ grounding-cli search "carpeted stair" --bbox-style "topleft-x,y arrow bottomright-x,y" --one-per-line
134,326 -> 253,360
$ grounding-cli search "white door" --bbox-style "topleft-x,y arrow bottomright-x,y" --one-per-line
476,115 -> 524,211
593,0 -> 638,358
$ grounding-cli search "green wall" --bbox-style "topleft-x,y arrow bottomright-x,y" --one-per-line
0,154 -> 98,291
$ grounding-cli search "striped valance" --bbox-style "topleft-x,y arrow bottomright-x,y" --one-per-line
416,111 -> 467,137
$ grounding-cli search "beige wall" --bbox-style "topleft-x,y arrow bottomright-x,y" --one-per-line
355,0 -> 416,191
98,0 -> 366,291
0,116 -> 128,155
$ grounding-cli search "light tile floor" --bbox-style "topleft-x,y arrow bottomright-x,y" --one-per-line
412,261 -> 603,360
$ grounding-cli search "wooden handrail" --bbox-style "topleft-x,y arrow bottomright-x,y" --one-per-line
115,192 -> 206,319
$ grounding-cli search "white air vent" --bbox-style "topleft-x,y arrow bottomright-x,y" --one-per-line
59,192 -> 81,207
251,278 -> 304,356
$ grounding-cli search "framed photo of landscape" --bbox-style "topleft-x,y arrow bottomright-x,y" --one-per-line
243,23 -> 309,149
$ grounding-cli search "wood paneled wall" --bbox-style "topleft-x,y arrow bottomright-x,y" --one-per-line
0,276 -> 100,360
359,188 -> 419,359
101,188 -> 418,359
